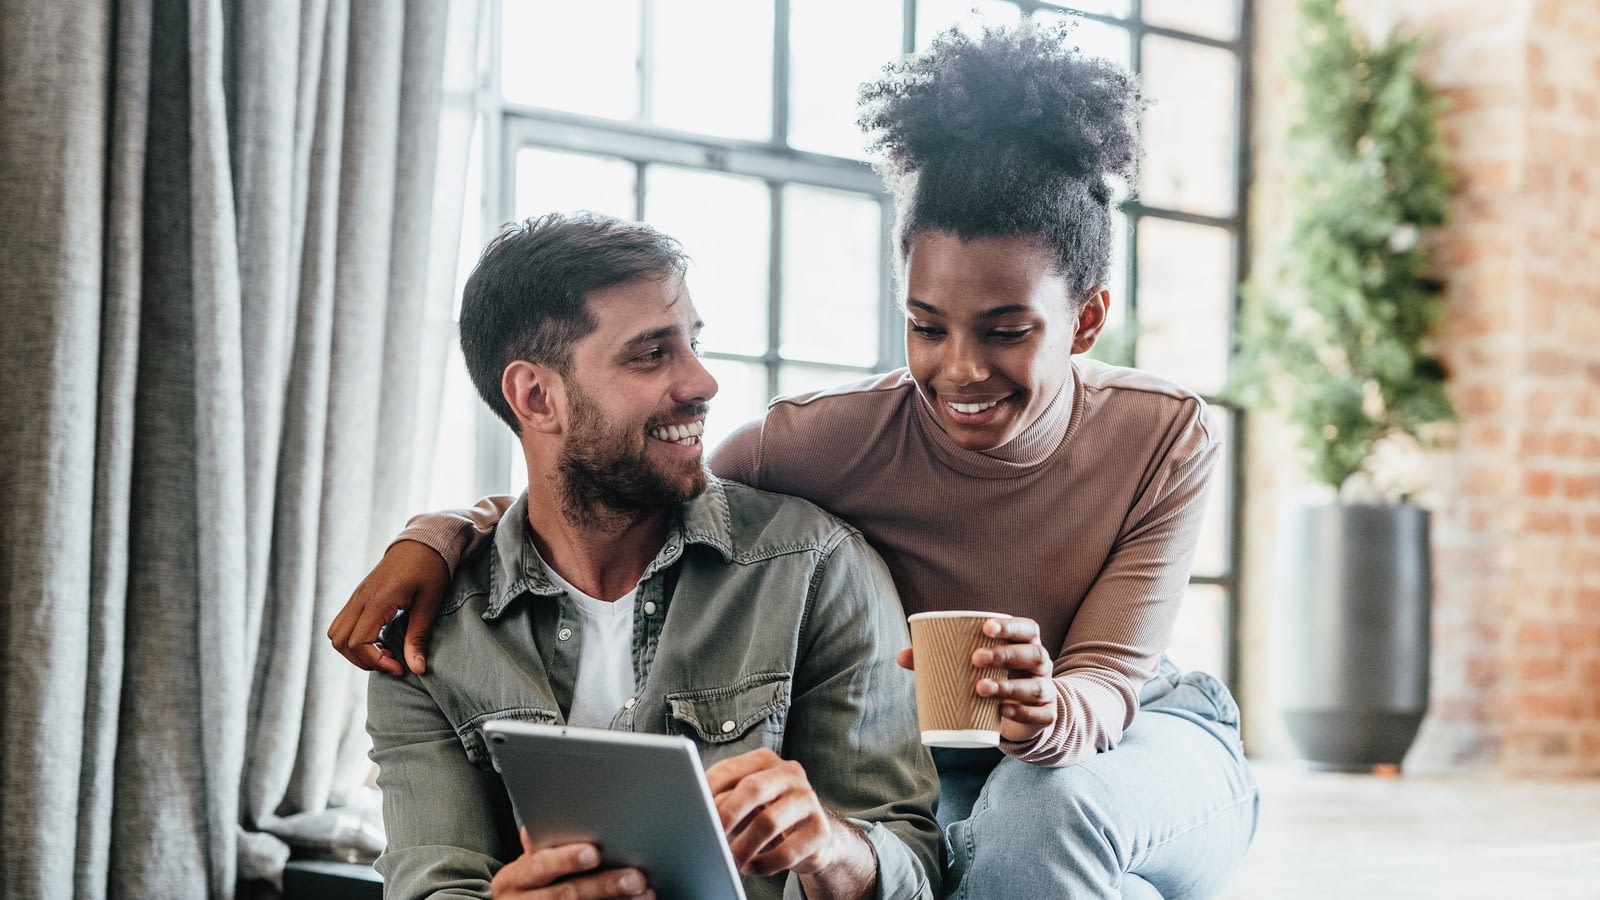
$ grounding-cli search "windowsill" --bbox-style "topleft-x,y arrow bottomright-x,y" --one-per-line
282,859 -> 382,900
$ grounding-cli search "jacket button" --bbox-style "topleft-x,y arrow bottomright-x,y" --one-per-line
720,720 -> 736,734
624,697 -> 636,709
642,601 -> 657,615
558,628 -> 573,641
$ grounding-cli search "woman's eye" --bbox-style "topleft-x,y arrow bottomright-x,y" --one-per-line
909,323 -> 945,338
992,330 -> 1030,342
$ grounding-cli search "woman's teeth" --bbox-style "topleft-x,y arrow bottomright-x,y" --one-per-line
949,399 -> 1000,414
649,421 -> 704,445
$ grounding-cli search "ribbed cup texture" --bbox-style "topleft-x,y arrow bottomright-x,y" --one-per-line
909,615 -> 1008,734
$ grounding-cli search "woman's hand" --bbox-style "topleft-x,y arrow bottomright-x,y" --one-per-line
326,539 -> 450,675
894,616 -> 1058,745
973,616 -> 1058,744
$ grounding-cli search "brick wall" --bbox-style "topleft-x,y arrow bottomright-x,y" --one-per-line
1243,0 -> 1600,775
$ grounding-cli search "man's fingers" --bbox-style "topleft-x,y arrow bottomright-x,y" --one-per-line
724,789 -> 816,867
742,810 -> 832,871
895,647 -> 914,670
492,840 -> 618,891
704,747 -> 781,796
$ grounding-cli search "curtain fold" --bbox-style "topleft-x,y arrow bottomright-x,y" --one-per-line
0,0 -> 482,896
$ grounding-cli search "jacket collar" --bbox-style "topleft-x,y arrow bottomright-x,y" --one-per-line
483,478 -> 736,620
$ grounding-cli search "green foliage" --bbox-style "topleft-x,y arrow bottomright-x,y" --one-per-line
1230,0 -> 1457,490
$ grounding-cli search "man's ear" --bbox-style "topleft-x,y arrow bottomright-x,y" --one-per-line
502,360 -> 565,434
1071,285 -> 1111,355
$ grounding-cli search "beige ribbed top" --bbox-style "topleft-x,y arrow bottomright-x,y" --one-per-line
402,357 -> 1217,766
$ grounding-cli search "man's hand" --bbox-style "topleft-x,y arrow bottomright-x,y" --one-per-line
705,749 -> 876,898
326,539 -> 450,675
491,833 -> 654,899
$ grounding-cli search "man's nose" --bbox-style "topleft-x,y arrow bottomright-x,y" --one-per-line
676,352 -> 718,404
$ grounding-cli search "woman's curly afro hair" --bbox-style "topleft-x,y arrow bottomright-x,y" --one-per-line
858,19 -> 1142,299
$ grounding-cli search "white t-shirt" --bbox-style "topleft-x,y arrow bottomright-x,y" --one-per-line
542,562 -> 637,728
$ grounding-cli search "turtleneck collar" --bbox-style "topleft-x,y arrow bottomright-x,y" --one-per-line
910,358 -> 1083,478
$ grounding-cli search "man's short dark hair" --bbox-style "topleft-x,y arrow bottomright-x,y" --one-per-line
459,212 -> 689,432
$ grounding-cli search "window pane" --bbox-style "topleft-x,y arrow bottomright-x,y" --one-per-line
508,436 -> 528,494
1032,10 -> 1130,69
500,0 -> 640,119
916,0 -> 1020,48
1167,584 -> 1227,680
651,0 -> 773,140
1086,210 -> 1134,367
1043,1 -> 1131,17
1139,35 -> 1238,216
643,166 -> 770,357
1192,405 -> 1231,577
1142,0 -> 1238,41
514,148 -> 636,221
1134,217 -> 1233,394
789,0 -> 903,158
781,186 -> 884,366
702,358 -> 769,452
426,346 -> 480,511
777,364 -> 867,399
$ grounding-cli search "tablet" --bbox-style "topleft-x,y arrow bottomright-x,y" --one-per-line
481,720 -> 747,900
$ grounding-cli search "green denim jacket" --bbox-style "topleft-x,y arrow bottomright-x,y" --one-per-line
367,478 -> 941,900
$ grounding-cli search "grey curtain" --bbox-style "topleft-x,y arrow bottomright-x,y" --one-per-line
0,0 -> 481,896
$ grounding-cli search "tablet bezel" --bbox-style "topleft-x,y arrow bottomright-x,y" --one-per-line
481,720 -> 747,900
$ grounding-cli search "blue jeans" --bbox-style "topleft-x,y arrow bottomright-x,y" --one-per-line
934,660 -> 1259,899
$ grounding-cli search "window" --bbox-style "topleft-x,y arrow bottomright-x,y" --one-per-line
434,0 -> 1251,687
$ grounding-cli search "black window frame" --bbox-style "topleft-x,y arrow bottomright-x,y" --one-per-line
472,0 -> 1252,689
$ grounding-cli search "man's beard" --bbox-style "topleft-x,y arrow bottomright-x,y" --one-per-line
554,383 -> 709,532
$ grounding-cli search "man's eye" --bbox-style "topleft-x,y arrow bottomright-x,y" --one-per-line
992,329 -> 1031,342
636,348 -> 666,363
690,340 -> 703,357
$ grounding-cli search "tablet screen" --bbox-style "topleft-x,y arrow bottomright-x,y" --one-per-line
482,720 -> 747,900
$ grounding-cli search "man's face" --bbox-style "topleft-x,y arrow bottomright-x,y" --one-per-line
554,274 -> 717,523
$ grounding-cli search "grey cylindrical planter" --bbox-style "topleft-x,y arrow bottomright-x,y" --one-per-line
1275,501 -> 1431,771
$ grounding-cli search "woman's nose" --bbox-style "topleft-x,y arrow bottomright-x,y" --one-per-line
943,336 -> 989,385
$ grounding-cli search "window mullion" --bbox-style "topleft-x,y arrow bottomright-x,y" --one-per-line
766,182 -> 784,399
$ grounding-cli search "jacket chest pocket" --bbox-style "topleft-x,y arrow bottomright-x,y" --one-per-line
458,708 -> 560,771
664,672 -> 790,762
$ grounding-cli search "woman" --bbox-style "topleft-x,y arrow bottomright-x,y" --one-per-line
332,22 -> 1257,898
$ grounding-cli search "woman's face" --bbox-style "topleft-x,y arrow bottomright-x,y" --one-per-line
902,230 -> 1107,452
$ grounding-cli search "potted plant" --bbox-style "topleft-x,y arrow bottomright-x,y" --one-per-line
1231,0 -> 1457,771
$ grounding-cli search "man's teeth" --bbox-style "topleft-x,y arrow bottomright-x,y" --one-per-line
949,400 -> 1001,415
649,421 -> 705,445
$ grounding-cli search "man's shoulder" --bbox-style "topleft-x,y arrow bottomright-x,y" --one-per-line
696,478 -> 864,558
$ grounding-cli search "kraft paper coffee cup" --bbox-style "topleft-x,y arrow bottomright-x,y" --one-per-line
907,611 -> 1011,748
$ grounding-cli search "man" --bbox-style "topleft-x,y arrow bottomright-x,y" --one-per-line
363,212 -> 940,900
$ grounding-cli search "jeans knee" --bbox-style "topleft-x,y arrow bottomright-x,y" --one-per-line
952,763 -> 1128,892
